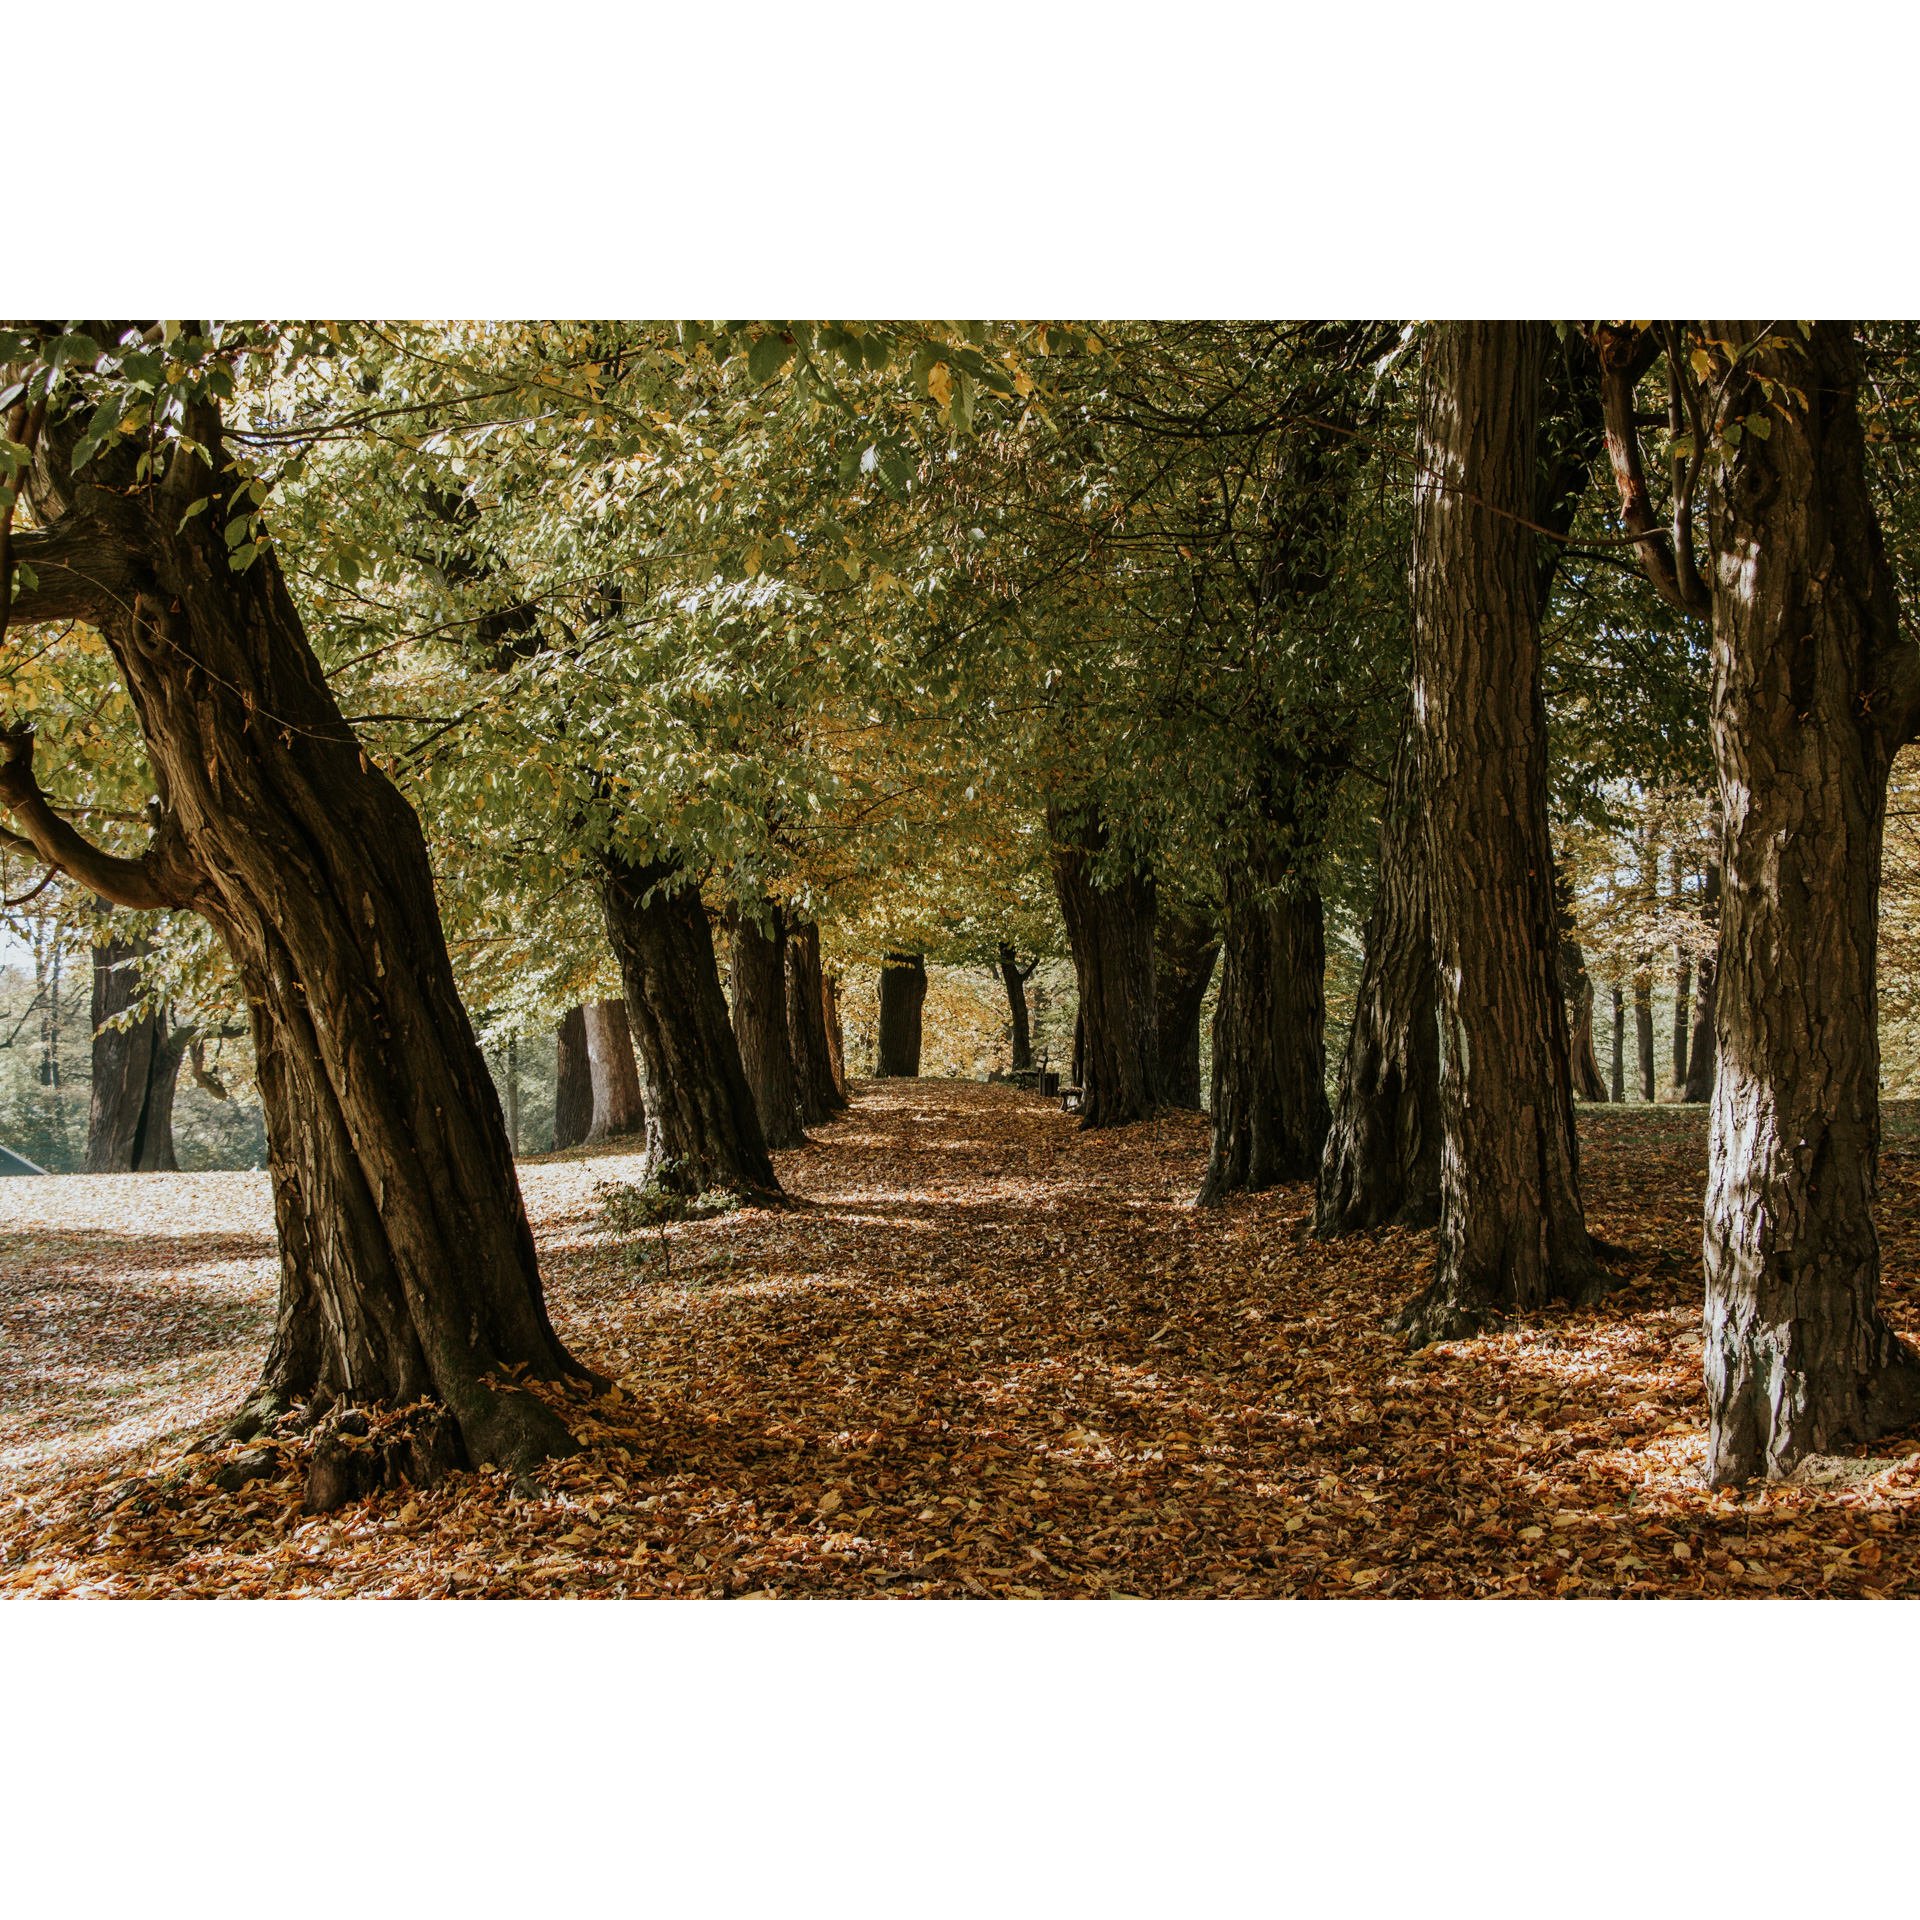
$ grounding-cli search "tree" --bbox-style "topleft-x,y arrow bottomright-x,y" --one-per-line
876,951 -> 928,1077
84,924 -> 184,1173
1391,321 -> 1606,1346
0,324 -> 589,1476
583,998 -> 645,1143
786,920 -> 844,1124
1154,908 -> 1217,1109
996,942 -> 1041,1073
732,903 -> 805,1148
554,1007 -> 592,1150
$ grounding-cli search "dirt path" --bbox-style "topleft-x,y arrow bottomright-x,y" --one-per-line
7,1082 -> 1920,1598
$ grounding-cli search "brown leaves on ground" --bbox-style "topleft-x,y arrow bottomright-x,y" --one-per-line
7,1085 -> 1920,1600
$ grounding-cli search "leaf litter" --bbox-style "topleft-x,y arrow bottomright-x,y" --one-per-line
7,1085 -> 1920,1600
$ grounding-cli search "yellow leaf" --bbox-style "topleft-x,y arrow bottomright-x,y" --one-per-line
927,362 -> 953,409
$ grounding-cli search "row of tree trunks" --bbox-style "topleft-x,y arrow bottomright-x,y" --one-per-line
85,926 -> 182,1173
876,952 -> 927,1077
2,357 -> 588,1476
730,905 -> 806,1149
1155,910 -> 1218,1110
1315,718 -> 1441,1234
1048,804 -> 1162,1127
595,852 -> 778,1197
786,920 -> 845,1125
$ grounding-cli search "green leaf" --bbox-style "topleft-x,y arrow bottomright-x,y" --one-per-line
1745,412 -> 1772,441
176,496 -> 211,531
748,332 -> 794,385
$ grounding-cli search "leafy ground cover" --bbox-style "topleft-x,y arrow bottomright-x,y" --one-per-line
6,1083 -> 1920,1599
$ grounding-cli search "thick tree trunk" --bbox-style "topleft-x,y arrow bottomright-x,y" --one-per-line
785,920 -> 844,1124
1048,805 -> 1161,1127
997,943 -> 1035,1072
584,997 -> 645,1143
1316,716 -> 1442,1235
876,952 -> 927,1077
1610,983 -> 1626,1104
1199,850 -> 1329,1204
85,928 -> 181,1173
1633,962 -> 1655,1100
1683,860 -> 1721,1104
1698,320 -> 1920,1482
731,904 -> 806,1148
1393,321 -> 1603,1346
553,1006 -> 592,1150
822,973 -> 849,1097
1,366 -> 588,1477
596,854 -> 778,1194
1155,911 -> 1218,1111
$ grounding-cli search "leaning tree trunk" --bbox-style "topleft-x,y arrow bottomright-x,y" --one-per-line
876,952 -> 927,1077
1199,848 -> 1329,1205
0,358 -> 587,1478
997,942 -> 1035,1072
786,920 -> 844,1124
731,903 -> 806,1149
595,852 -> 778,1196
85,926 -> 181,1173
553,1006 -> 593,1150
1697,320 -> 1920,1482
584,997 -> 645,1143
1156,910 -> 1219,1111
1316,713 -> 1442,1236
1048,804 -> 1161,1127
1393,320 -> 1604,1347
1683,860 -> 1721,1104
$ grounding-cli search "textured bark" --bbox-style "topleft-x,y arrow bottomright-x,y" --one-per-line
1155,911 -> 1218,1111
1048,805 -> 1161,1127
553,1007 -> 592,1151
1316,716 -> 1441,1236
1199,850 -> 1328,1205
1696,320 -> 1920,1482
0,356 -> 587,1473
583,997 -> 645,1143
732,905 -> 806,1148
997,943 -> 1036,1073
85,929 -> 181,1173
785,920 -> 844,1124
1683,861 -> 1721,1104
1394,321 -> 1604,1346
876,952 -> 927,1078
822,974 -> 849,1097
595,852 -> 778,1196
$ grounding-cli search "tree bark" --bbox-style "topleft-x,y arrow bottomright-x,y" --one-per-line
584,997 -> 645,1143
997,942 -> 1036,1072
876,952 -> 927,1078
85,926 -> 182,1173
1555,863 -> 1608,1102
1633,961 -> 1655,1100
732,903 -> 806,1148
1048,804 -> 1161,1127
0,351 -> 587,1475
1671,848 -> 1692,1088
1316,714 -> 1442,1235
595,851 -> 779,1196
1610,982 -> 1626,1104
786,920 -> 843,1124
822,973 -> 849,1097
1155,910 -> 1218,1110
1683,859 -> 1720,1104
1696,320 -> 1920,1481
553,1006 -> 592,1151
1199,848 -> 1329,1204
1392,320 -> 1604,1346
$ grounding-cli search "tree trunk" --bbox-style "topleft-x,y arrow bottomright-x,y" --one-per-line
1155,911 -> 1218,1111
1199,849 -> 1329,1205
997,943 -> 1034,1072
553,1006 -> 592,1151
1671,846 -> 1692,1089
785,920 -> 844,1124
584,997 -> 645,1143
732,904 -> 806,1148
1683,860 -> 1720,1104
1048,804 -> 1161,1127
876,952 -> 927,1077
2,360 -> 587,1476
1554,865 -> 1608,1102
595,852 -> 779,1196
1610,982 -> 1626,1104
1392,320 -> 1604,1346
1633,961 -> 1655,1100
822,973 -> 849,1097
1316,715 -> 1442,1235
1698,320 -> 1920,1482
85,927 -> 181,1173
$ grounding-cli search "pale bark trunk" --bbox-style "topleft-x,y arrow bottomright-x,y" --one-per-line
584,997 -> 645,1143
